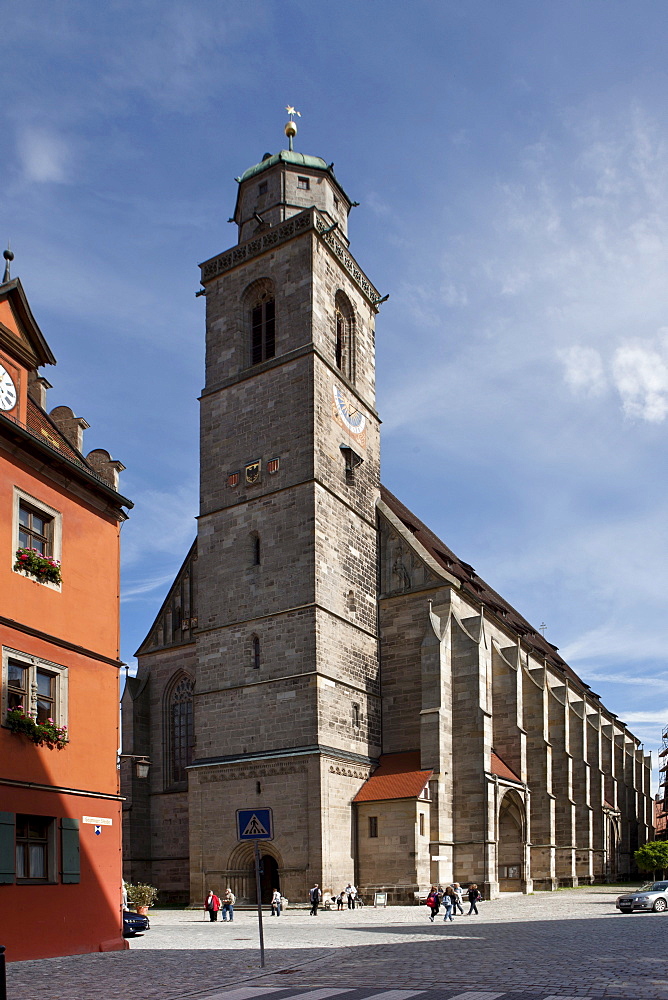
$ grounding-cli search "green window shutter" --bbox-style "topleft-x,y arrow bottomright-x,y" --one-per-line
0,812 -> 15,884
60,817 -> 80,884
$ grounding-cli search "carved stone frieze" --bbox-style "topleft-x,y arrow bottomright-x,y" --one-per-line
195,763 -> 308,784
200,209 -> 380,307
328,765 -> 372,780
314,215 -> 380,305
379,514 -> 440,597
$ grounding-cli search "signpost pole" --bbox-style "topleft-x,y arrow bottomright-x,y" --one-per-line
254,840 -> 265,968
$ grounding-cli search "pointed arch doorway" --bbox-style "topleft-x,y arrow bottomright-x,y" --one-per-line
497,789 -> 526,891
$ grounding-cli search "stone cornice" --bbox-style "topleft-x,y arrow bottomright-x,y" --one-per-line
188,743 -> 378,770
199,207 -> 381,308
0,613 -> 125,668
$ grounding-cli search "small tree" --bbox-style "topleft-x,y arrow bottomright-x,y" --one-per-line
633,842 -> 668,881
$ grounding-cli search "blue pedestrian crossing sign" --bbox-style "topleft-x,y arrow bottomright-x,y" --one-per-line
236,808 -> 273,841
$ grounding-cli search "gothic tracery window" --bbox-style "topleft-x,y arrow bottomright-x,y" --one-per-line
168,675 -> 195,786
334,291 -> 355,383
251,295 -> 275,365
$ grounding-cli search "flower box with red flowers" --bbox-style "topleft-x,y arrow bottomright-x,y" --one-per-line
14,547 -> 62,585
6,706 -> 68,750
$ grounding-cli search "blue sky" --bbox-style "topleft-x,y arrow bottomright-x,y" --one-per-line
2,1 -> 667,780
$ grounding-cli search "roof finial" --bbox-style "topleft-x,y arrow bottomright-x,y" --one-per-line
285,105 -> 301,153
2,243 -> 14,284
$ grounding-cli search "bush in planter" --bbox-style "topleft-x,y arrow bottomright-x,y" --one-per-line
6,706 -> 68,750
125,882 -> 159,908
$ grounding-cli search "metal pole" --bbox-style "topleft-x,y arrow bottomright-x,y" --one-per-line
0,944 -> 6,1000
254,841 -> 265,968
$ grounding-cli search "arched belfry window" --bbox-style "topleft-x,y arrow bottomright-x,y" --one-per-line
335,291 -> 355,383
244,278 -> 276,366
167,674 -> 195,786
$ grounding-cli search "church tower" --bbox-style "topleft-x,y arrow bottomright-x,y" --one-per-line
190,116 -> 382,901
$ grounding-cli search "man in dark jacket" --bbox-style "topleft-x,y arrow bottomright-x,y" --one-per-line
309,883 -> 321,916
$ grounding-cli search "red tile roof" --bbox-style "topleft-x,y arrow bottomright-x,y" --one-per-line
490,751 -> 522,783
353,751 -> 432,803
26,397 -> 83,463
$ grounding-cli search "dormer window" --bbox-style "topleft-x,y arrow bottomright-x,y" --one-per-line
297,176 -> 310,190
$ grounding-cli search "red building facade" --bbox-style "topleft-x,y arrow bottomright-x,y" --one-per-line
0,257 -> 132,960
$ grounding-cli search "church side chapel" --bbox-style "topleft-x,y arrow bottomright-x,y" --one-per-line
121,113 -> 652,905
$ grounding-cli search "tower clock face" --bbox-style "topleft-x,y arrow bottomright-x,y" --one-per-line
333,384 -> 366,435
0,364 -> 17,411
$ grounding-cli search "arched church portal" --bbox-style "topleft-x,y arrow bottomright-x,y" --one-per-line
497,789 -> 525,891
225,842 -> 282,904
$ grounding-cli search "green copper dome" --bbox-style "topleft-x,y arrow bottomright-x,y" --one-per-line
236,150 -> 331,184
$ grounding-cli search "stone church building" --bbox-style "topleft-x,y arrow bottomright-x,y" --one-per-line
121,132 -> 652,905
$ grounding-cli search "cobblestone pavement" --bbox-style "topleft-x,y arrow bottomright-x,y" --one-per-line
8,887 -> 668,1000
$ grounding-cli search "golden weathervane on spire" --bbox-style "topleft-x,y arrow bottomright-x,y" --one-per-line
284,105 -> 301,150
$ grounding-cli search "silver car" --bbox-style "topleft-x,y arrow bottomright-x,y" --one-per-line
616,881 -> 668,913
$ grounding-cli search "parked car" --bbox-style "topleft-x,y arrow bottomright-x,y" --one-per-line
616,881 -> 668,913
123,909 -> 150,936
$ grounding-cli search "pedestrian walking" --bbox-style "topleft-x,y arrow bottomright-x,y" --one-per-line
452,882 -> 464,915
345,882 -> 357,909
271,888 -> 282,916
467,883 -> 482,915
442,885 -> 456,922
425,884 -> 440,922
309,883 -> 322,916
204,889 -> 221,922
220,887 -> 236,921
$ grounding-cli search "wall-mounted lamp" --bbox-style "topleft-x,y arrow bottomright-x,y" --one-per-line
119,754 -> 152,779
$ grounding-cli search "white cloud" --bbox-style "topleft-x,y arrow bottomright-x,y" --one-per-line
121,572 -> 179,601
17,128 -> 70,183
612,340 -> 668,422
562,331 -> 668,422
560,345 -> 607,397
620,711 -> 668,724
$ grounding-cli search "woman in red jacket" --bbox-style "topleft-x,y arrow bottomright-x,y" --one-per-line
204,889 -> 221,921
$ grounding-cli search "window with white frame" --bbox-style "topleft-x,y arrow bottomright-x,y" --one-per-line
2,648 -> 68,728
12,488 -> 62,583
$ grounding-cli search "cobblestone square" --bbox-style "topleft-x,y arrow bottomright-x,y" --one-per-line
8,887 -> 668,1000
